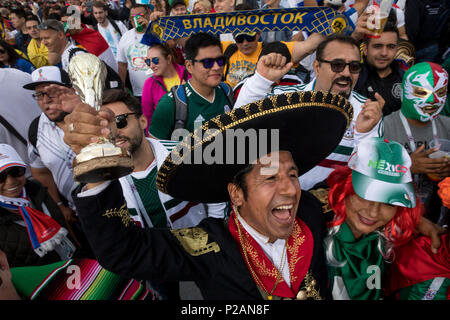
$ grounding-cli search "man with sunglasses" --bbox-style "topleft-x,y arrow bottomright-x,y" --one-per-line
117,4 -> 151,99
149,32 -> 234,141
222,10 -> 324,89
234,33 -> 385,190
23,66 -> 80,229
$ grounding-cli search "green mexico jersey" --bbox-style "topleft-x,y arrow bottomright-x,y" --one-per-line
130,166 -> 167,228
149,82 -> 230,140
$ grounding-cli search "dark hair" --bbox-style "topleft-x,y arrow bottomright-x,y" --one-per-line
316,33 -> 360,61
0,38 -> 23,67
364,20 -> 399,45
102,89 -> 143,115
10,8 -> 26,19
231,164 -> 254,201
131,3 -> 150,12
258,41 -> 292,62
46,12 -> 61,20
92,0 -> 107,9
184,32 -> 222,61
26,15 -> 40,24
235,3 -> 253,10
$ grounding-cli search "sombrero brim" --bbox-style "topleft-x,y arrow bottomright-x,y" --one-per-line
157,90 -> 353,203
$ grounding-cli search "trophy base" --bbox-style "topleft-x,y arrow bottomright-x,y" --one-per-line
73,154 -> 134,183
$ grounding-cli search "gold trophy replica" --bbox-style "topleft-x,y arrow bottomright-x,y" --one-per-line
68,53 -> 133,183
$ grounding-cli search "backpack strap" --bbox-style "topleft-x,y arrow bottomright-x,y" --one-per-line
153,77 -> 168,93
218,82 -> 234,110
182,68 -> 188,82
171,84 -> 189,131
0,115 -> 28,145
27,116 -> 40,148
108,18 -> 123,37
68,47 -> 88,61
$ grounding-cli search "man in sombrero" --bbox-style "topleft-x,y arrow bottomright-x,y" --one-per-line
63,90 -> 354,300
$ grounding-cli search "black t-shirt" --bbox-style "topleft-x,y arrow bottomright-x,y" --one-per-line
354,62 -> 404,116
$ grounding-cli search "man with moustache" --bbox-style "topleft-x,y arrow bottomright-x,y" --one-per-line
234,34 -> 385,190
23,66 -> 79,226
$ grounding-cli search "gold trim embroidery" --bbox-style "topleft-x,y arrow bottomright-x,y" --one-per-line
102,203 -> 133,227
295,272 -> 323,300
171,227 -> 220,256
309,188 -> 332,213
287,222 -> 305,283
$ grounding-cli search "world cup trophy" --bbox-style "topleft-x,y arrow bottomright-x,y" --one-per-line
68,53 -> 134,183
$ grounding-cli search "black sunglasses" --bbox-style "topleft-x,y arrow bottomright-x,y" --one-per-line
317,58 -> 362,74
192,56 -> 226,69
115,112 -> 138,129
144,57 -> 159,66
0,48 -> 6,54
0,167 -> 26,183
234,34 -> 256,44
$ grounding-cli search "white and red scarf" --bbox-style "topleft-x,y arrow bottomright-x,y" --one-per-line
0,189 -> 73,258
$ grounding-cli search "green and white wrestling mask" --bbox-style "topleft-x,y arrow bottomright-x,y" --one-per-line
401,62 -> 448,122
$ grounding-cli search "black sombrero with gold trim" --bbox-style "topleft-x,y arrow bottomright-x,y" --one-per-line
156,90 -> 353,203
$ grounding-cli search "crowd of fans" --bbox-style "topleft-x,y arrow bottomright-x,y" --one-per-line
0,0 -> 449,301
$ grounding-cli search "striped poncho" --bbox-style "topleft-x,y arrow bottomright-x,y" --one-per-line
11,259 -> 155,300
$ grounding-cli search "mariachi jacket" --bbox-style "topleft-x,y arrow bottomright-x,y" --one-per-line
73,181 -> 330,300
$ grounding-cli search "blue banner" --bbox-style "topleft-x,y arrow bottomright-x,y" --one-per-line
142,7 -> 354,46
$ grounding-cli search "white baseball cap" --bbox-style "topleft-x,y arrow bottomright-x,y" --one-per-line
23,66 -> 71,90
0,144 -> 27,173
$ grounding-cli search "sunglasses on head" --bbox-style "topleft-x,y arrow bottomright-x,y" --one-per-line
317,58 -> 362,74
144,57 -> 159,66
37,23 -> 60,32
0,166 -> 26,183
234,34 -> 256,44
192,56 -> 226,69
115,112 -> 138,129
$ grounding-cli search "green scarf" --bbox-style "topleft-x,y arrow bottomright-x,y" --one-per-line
327,222 -> 385,300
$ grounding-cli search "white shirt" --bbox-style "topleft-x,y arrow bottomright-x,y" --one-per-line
97,20 -> 128,60
237,212 -> 291,287
28,114 -> 78,208
117,28 -> 151,96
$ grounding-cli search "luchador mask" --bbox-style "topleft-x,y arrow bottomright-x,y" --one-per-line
401,62 -> 448,122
